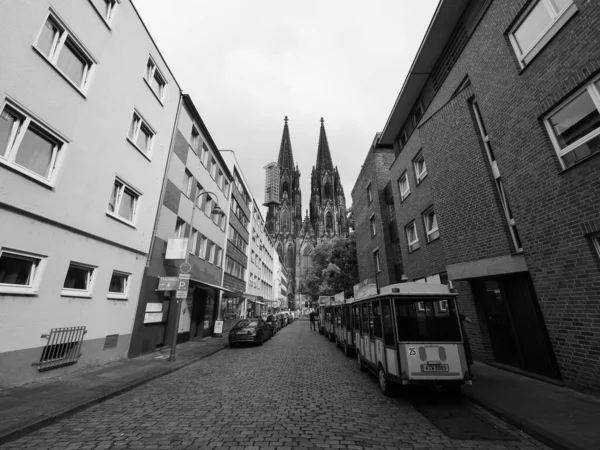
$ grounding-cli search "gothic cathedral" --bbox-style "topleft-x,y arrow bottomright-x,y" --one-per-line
265,117 -> 348,308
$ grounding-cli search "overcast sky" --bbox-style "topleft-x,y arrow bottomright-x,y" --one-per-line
133,0 -> 439,216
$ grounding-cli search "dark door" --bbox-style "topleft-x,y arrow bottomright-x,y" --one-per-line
472,274 -> 560,379
202,293 -> 216,337
474,279 -> 521,367
190,289 -> 206,340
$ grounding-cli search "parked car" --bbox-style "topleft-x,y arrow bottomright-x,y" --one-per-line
262,314 -> 280,335
229,318 -> 271,346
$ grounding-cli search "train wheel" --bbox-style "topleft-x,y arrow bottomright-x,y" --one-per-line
357,351 -> 366,371
378,366 -> 392,396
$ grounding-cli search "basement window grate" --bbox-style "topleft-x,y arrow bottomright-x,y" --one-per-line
34,326 -> 87,371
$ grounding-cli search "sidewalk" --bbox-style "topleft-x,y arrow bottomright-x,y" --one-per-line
462,362 -> 600,450
0,335 -> 229,445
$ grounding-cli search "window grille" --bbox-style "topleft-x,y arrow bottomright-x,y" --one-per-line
34,326 -> 87,371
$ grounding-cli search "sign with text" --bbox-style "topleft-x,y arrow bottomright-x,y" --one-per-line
157,277 -> 179,291
176,274 -> 190,299
214,320 -> 223,334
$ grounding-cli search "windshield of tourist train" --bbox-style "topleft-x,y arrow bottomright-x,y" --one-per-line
394,298 -> 462,342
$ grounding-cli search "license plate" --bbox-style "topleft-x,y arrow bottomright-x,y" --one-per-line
421,364 -> 449,372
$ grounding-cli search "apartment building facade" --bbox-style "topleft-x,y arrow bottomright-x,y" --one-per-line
128,95 -> 232,357
0,0 -> 179,387
376,0 -> 600,393
220,150 -> 252,327
351,134 -> 401,288
248,200 -> 275,313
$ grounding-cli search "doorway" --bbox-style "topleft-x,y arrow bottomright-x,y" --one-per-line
471,273 -> 560,379
190,288 -> 206,340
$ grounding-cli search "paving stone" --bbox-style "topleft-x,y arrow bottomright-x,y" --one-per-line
0,323 -> 550,450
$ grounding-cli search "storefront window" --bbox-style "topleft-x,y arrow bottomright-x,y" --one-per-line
221,296 -> 243,321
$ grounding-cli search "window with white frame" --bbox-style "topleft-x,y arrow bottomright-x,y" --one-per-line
191,229 -> 198,254
0,249 -> 44,294
373,250 -> 381,273
417,301 -> 425,311
413,100 -> 424,127
182,170 -> 193,197
198,234 -> 207,259
398,172 -> 410,201
0,102 -> 65,184
399,129 -> 408,149
422,207 -> 440,242
405,221 -> 420,252
210,157 -> 218,179
145,57 -> 167,102
204,194 -> 214,216
127,111 -> 154,156
207,241 -> 216,264
413,152 -> 427,184
509,0 -> 576,68
196,183 -> 204,208
108,270 -> 129,299
107,177 -> 140,224
201,144 -> 210,166
366,182 -> 373,204
35,12 -> 95,92
370,214 -> 377,237
62,262 -> 95,296
223,179 -> 230,197
175,218 -> 186,238
191,126 -> 199,150
90,0 -> 119,27
439,300 -> 448,312
545,77 -> 600,169
215,246 -> 223,267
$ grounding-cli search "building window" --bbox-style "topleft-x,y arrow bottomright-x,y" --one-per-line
90,0 -> 119,27
198,234 -> 207,259
370,214 -> 377,237
398,172 -> 410,201
399,129 -> 408,149
182,170 -> 193,198
223,179 -> 230,197
127,111 -> 154,157
413,100 -> 424,127
405,221 -> 420,252
175,219 -> 186,238
35,13 -> 95,93
62,262 -> 95,297
439,300 -> 448,312
191,126 -> 199,150
210,158 -> 218,179
509,0 -> 576,68
472,100 -> 523,252
108,270 -> 129,299
207,242 -> 216,264
0,102 -> 65,185
422,207 -> 440,242
366,182 -> 373,204
215,246 -> 223,267
373,250 -> 381,273
417,302 -> 425,311
413,152 -> 427,184
0,249 -> 44,294
107,177 -> 140,225
545,77 -> 600,169
145,57 -> 167,102
201,144 -> 210,166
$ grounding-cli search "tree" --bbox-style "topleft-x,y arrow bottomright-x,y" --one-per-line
297,235 -> 359,302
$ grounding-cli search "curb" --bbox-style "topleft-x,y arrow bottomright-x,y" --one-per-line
463,391 -> 580,450
0,344 -> 229,446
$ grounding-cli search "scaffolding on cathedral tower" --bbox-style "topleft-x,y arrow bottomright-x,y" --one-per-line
263,161 -> 280,206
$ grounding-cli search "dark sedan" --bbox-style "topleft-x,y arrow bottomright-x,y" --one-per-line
229,318 -> 271,346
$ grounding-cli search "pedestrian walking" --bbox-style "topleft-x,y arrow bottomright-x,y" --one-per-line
309,309 -> 318,331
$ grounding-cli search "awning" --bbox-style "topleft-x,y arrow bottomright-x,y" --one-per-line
190,277 -> 240,295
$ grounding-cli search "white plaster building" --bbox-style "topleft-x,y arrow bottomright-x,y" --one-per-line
0,0 -> 179,387
249,200 -> 275,312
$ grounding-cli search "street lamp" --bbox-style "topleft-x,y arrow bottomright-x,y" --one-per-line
169,190 -> 225,362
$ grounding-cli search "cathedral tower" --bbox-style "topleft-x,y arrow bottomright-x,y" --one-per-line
309,118 -> 348,239
265,117 -> 302,302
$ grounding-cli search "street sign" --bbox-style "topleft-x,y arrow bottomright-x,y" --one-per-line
157,276 -> 179,291
179,262 -> 192,274
176,274 -> 190,299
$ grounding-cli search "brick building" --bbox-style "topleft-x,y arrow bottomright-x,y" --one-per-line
375,0 -> 600,393
351,134 -> 401,288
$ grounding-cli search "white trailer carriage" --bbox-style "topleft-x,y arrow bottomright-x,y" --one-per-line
353,283 -> 472,395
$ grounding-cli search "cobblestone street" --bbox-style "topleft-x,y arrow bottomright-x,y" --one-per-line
1,322 -> 549,450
